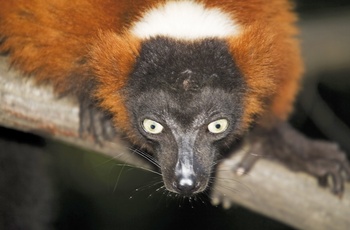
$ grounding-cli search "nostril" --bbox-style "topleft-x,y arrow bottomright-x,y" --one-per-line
173,177 -> 199,195
179,177 -> 194,188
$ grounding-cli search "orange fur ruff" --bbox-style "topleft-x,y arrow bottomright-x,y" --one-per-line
0,0 -> 302,137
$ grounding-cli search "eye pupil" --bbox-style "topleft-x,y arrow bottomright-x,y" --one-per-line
142,119 -> 164,134
207,119 -> 228,134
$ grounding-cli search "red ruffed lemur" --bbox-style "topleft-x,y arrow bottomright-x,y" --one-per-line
0,0 -> 349,196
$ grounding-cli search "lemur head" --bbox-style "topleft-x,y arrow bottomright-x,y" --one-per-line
118,2 -> 247,195
124,37 -> 246,195
90,0 -> 294,195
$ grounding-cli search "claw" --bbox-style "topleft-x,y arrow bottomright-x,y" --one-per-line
231,122 -> 350,196
317,176 -> 328,188
235,166 -> 246,176
78,101 -> 116,144
329,172 -> 344,196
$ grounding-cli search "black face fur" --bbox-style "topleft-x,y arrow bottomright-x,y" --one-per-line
124,37 -> 246,196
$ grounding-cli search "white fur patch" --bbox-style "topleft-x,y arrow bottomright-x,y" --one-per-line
131,1 -> 240,40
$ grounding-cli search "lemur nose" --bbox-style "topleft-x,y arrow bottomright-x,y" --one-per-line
173,175 -> 200,195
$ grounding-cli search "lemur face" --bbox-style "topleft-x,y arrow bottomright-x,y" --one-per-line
125,37 -> 246,195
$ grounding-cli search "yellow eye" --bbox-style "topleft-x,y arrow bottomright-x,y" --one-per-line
142,119 -> 164,134
208,119 -> 228,134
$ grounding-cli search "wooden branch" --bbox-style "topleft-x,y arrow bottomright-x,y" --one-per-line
0,56 -> 150,169
212,151 -> 350,230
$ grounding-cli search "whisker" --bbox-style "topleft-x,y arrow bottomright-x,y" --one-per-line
93,154 -> 125,168
146,184 -> 166,199
128,147 -> 161,169
129,180 -> 165,199
113,163 -> 161,176
113,163 -> 126,192
211,175 -> 255,197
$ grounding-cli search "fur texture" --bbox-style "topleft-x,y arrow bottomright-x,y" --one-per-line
0,0 -> 302,133
131,1 -> 241,39
0,0 -> 304,195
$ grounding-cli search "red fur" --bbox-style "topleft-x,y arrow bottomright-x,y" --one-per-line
89,31 -> 141,134
224,0 -> 303,129
0,0 -> 302,137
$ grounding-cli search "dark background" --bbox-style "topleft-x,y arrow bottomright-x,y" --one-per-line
1,1 -> 350,229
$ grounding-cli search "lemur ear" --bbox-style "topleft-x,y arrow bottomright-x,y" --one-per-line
88,31 -> 141,134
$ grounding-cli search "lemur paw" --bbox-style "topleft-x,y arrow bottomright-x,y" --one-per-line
233,122 -> 350,196
211,189 -> 234,209
302,141 -> 350,196
78,101 -> 116,143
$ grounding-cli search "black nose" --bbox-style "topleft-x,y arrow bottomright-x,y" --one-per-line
173,176 -> 199,195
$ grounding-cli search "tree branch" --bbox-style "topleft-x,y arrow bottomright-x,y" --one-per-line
212,150 -> 350,230
0,56 -> 150,169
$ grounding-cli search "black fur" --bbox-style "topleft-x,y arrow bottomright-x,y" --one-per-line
128,37 -> 245,96
124,37 -> 247,195
127,37 -> 246,131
